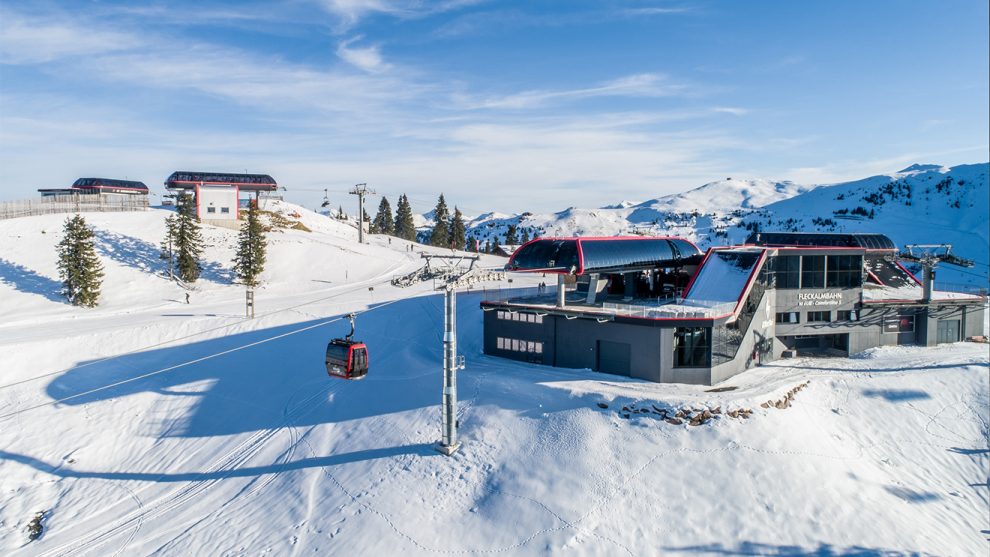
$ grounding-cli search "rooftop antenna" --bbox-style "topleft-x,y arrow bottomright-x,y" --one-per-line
897,244 -> 974,303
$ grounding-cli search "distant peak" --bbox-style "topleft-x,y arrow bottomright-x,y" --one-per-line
898,163 -> 942,173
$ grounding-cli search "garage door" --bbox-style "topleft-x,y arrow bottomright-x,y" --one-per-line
936,320 -> 960,344
596,340 -> 631,376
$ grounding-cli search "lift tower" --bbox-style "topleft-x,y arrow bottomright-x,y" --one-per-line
349,183 -> 375,244
897,244 -> 975,303
421,253 -> 504,455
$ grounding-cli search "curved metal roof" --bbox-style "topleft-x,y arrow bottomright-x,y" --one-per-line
506,236 -> 703,275
745,232 -> 895,250
71,178 -> 148,192
165,171 -> 277,190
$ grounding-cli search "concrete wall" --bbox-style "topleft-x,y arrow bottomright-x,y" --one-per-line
197,185 -> 238,221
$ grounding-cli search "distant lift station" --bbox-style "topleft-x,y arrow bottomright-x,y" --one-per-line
483,233 -> 987,385
165,171 -> 277,227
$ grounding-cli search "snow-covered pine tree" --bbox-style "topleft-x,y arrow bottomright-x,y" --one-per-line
56,214 -> 104,307
394,194 -> 416,241
449,206 -> 466,250
233,199 -> 267,287
373,197 -> 394,235
175,193 -> 204,282
520,227 -> 530,244
160,214 -> 178,280
430,194 -> 450,247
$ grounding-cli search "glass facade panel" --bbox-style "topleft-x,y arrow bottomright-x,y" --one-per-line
801,256 -> 825,288
826,255 -> 863,287
674,327 -> 711,367
773,256 -> 801,289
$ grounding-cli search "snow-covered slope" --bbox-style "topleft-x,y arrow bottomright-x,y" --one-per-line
0,206 -> 987,555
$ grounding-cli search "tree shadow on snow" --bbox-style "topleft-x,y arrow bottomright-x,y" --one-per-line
662,541 -> 938,556
93,229 -> 235,284
0,258 -> 64,302
0,443 -> 438,483
860,388 -> 931,402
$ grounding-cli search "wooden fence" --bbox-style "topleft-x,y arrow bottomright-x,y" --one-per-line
0,194 -> 149,220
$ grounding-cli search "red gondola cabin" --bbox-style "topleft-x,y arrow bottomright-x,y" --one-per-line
326,339 -> 369,380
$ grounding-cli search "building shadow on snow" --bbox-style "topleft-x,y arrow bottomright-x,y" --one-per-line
0,258 -> 64,302
94,228 -> 235,284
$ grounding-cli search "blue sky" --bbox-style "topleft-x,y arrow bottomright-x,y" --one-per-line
1,0 -> 987,214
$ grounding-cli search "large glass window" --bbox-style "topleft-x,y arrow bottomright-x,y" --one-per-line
711,325 -> 743,366
773,256 -> 801,289
776,312 -> 800,324
827,255 -> 863,288
801,256 -> 826,288
674,327 -> 711,367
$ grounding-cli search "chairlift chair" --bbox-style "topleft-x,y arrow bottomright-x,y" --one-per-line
325,313 -> 369,380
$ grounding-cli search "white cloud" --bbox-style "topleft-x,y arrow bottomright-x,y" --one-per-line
336,37 -> 390,73
713,107 -> 749,116
462,73 -> 690,110
0,10 -> 143,64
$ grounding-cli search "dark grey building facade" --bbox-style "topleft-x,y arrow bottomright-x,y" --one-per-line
481,234 -> 987,385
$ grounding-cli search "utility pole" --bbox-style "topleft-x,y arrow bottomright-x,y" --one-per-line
245,288 -> 255,318
422,253 -> 504,456
349,183 -> 374,243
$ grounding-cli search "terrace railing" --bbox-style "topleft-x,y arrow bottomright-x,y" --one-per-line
0,194 -> 149,220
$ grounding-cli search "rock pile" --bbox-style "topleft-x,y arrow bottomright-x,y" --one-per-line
601,402 -> 753,427
759,381 -> 811,410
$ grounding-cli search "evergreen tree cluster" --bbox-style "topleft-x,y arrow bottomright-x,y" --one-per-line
174,194 -> 204,283
56,214 -> 104,307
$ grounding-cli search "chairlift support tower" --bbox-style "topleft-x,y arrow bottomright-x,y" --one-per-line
422,253 -> 504,456
897,244 -> 974,303
349,183 -> 375,244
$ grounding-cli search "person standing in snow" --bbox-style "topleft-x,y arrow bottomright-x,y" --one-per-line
185,292 -> 190,304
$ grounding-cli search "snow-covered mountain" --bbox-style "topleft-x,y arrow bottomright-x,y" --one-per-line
453,163 -> 989,287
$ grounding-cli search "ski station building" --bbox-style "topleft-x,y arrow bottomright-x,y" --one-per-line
480,233 -> 987,385
164,171 -> 277,228
38,177 -> 150,198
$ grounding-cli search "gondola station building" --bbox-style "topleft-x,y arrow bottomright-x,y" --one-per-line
480,233 -> 987,385
164,171 -> 277,228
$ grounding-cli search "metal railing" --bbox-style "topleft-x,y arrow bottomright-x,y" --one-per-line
602,299 -> 736,319
935,282 -> 989,297
0,194 -> 149,220
482,285 -> 738,319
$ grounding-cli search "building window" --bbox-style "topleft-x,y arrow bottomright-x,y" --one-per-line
827,255 -> 863,288
221,207 -> 230,214
776,312 -> 800,324
497,311 -> 543,324
807,311 -> 831,323
496,336 -> 543,353
674,327 -> 711,367
773,256 -> 801,289
836,310 -> 859,321
801,256 -> 826,288
711,324 -> 743,366
206,206 -> 216,214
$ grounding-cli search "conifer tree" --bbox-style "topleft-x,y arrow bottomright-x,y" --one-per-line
520,227 -> 530,244
484,238 -> 491,254
372,197 -> 394,235
430,193 -> 450,247
175,193 -> 204,282
449,206 -> 466,251
504,224 -> 519,246
160,214 -> 178,280
394,194 -> 416,241
56,214 -> 104,307
233,199 -> 267,287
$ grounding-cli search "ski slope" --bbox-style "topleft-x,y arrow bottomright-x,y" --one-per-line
0,205 -> 988,555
